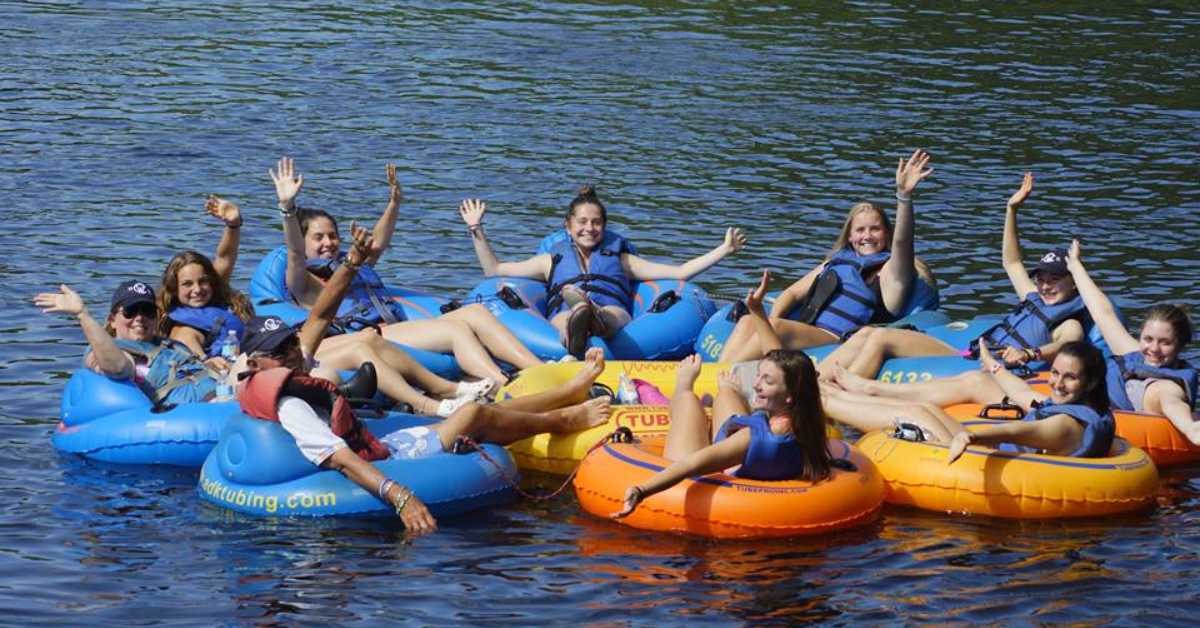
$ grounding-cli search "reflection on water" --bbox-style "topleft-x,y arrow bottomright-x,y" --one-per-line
2,0 -> 1199,623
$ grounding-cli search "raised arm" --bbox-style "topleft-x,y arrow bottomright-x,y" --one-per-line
1065,240 -> 1139,355
34,285 -> 134,378
270,157 -> 322,303
1001,172 -> 1037,298
458,198 -> 552,278
612,429 -> 749,519
296,222 -> 373,356
621,227 -> 746,281
206,195 -> 243,282
364,163 -> 403,267
879,149 -> 932,309
747,269 -> 784,354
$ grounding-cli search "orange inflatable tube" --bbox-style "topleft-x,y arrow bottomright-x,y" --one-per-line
858,414 -> 1158,519
574,435 -> 884,539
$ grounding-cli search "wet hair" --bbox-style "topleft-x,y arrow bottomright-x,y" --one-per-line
565,185 -> 607,225
156,250 -> 254,337
296,208 -> 339,238
1144,304 -> 1193,348
762,349 -> 833,482
1054,341 -> 1110,416
825,201 -> 938,288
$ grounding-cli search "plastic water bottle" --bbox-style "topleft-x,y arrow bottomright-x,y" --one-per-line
214,330 -> 239,402
616,374 -> 639,405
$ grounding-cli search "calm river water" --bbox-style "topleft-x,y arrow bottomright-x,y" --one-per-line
3,1 -> 1199,623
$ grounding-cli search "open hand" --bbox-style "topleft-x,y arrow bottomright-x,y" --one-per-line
999,345 -> 1031,366
896,149 -> 934,195
610,485 -> 644,519
459,198 -> 486,227
386,163 -> 403,206
746,269 -> 769,316
205,195 -> 242,228
1007,171 -> 1034,209
724,227 -> 747,253
1066,239 -> 1083,272
269,157 -> 304,208
33,284 -> 85,316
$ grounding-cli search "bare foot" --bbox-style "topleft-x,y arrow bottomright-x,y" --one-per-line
675,354 -> 702,393
831,365 -> 878,396
566,347 -> 606,393
557,397 -> 612,432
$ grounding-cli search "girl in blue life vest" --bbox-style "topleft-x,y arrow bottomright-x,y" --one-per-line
458,185 -> 747,357
34,280 -> 223,406
820,172 -> 1088,379
270,158 -> 542,388
611,350 -> 833,519
1065,240 -> 1199,445
157,196 -> 252,370
719,150 -> 936,363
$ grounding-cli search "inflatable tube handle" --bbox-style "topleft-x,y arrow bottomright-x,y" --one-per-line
978,401 -> 1023,420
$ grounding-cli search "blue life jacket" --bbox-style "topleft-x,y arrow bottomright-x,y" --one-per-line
973,292 -> 1088,354
1105,351 -> 1199,412
795,248 -> 892,340
306,256 -> 408,330
167,305 -> 246,358
714,412 -> 806,481
111,338 -> 219,406
544,233 -> 635,316
1008,402 -> 1115,458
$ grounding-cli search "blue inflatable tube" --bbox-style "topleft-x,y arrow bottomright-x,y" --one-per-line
463,230 -> 718,360
52,369 -> 237,467
249,246 -> 461,379
466,276 -> 718,361
198,412 -> 518,517
694,278 -> 944,362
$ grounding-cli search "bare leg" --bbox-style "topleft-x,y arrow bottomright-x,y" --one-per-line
722,318 -> 837,363
499,348 -> 605,412
820,327 -> 957,380
664,355 -> 712,460
430,398 -> 611,448
442,303 -> 543,369
831,366 -> 1007,408
712,370 -> 752,441
822,386 -> 963,443
594,305 -> 632,338
550,310 -> 571,344
322,330 -> 460,397
380,319 -> 509,384
314,340 -> 445,415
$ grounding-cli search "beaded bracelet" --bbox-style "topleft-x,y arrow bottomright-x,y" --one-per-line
895,191 -> 912,203
394,489 -> 413,515
378,478 -> 396,500
467,224 -> 483,238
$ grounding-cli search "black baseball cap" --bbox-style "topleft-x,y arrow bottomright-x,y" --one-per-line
1032,247 -> 1069,278
241,315 -> 299,355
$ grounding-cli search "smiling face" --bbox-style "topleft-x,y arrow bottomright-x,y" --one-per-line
1139,319 -> 1180,368
175,263 -> 214,308
847,209 -> 888,256
750,359 -> 792,414
1047,353 -> 1089,405
1034,271 -> 1077,305
304,216 -> 341,260
566,203 -> 606,252
109,303 -> 158,342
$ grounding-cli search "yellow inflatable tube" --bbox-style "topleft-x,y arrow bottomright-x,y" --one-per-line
856,420 -> 1158,519
498,360 -> 840,474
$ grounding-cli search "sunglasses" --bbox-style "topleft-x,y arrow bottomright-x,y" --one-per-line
121,302 -> 158,318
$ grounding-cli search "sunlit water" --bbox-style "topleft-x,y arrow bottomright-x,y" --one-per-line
2,1 -> 1198,623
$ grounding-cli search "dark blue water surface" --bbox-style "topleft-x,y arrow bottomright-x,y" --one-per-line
3,1 -> 1199,623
